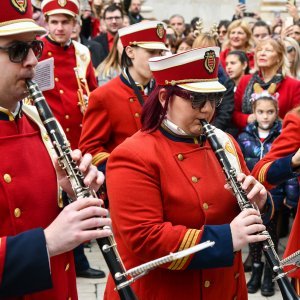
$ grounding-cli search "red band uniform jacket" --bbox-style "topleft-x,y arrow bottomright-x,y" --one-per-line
39,36 -> 97,149
252,107 -> 300,282
0,104 -> 76,299
105,127 -> 251,300
79,73 -> 147,171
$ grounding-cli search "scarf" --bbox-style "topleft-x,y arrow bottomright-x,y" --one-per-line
242,71 -> 283,114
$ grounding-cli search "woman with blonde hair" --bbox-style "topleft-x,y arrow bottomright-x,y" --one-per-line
283,36 -> 300,79
233,38 -> 300,132
96,33 -> 123,86
220,19 -> 255,70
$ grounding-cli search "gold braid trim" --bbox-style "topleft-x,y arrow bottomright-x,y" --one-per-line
0,19 -> 35,27
168,229 -> 201,270
0,107 -> 14,121
165,78 -> 218,86
258,162 -> 273,184
92,152 -> 110,166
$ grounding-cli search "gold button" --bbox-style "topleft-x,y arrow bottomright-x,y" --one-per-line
3,174 -> 12,183
47,51 -> 52,56
233,296 -> 237,300
134,113 -> 140,118
234,272 -> 239,279
129,98 -> 134,102
177,154 -> 184,161
66,128 -> 70,132
55,77 -> 59,82
59,89 -> 64,94
14,208 -> 21,218
65,114 -> 70,119
65,263 -> 70,271
204,280 -> 210,288
68,297 -> 72,300
43,134 -> 49,141
191,176 -> 198,183
203,203 -> 209,210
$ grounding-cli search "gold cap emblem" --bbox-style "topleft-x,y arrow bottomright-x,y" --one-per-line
11,0 -> 27,13
204,50 -> 216,74
58,0 -> 67,7
156,23 -> 165,39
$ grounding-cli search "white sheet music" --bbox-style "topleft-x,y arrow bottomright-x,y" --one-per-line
33,57 -> 55,91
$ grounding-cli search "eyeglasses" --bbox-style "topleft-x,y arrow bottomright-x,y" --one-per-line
286,45 -> 295,53
173,89 -> 224,109
105,16 -> 122,21
0,40 -> 44,63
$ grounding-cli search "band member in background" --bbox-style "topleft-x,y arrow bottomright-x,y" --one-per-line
40,0 -> 103,279
0,1 -> 111,298
252,105 -> 300,295
79,21 -> 169,175
40,0 -> 97,150
104,47 -> 272,300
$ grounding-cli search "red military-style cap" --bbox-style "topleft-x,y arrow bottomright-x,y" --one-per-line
118,21 -> 169,51
148,47 -> 226,93
41,0 -> 79,17
0,0 -> 46,36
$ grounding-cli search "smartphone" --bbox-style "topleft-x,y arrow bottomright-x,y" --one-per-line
285,16 -> 294,28
238,0 -> 246,4
244,12 -> 255,17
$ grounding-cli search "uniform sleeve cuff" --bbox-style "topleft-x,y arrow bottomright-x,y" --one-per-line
187,224 -> 234,269
267,154 -> 299,185
0,228 -> 52,297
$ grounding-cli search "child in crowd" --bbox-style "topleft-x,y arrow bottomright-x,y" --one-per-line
237,83 -> 300,297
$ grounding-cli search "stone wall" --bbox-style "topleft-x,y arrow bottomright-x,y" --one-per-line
143,0 -> 261,26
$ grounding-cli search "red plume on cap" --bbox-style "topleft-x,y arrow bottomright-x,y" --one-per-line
0,0 -> 46,36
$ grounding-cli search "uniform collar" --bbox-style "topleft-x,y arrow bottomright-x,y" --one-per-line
160,121 -> 206,145
120,69 -> 153,95
46,35 -> 72,49
0,102 -> 23,121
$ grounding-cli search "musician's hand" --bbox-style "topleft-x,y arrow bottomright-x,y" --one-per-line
44,197 -> 111,257
237,173 -> 267,211
230,208 -> 267,252
54,149 -> 105,199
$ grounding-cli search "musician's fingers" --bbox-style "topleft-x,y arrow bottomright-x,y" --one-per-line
79,228 -> 113,241
247,182 -> 267,200
69,197 -> 104,211
79,216 -> 111,231
238,208 -> 259,218
247,232 -> 268,243
77,205 -> 108,221
244,223 -> 266,235
242,214 -> 263,226
70,149 -> 82,162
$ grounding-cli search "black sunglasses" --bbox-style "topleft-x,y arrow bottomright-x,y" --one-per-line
173,89 -> 224,109
0,40 -> 44,63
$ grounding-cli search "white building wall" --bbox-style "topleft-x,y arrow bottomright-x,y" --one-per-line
143,0 -> 261,27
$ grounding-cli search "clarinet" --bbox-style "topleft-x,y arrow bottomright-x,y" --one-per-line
200,119 -> 300,300
26,80 -> 137,300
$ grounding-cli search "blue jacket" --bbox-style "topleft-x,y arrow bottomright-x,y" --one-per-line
237,120 -> 299,209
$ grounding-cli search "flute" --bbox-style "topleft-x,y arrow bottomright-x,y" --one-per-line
200,119 -> 300,300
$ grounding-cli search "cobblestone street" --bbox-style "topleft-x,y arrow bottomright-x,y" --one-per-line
77,236 -> 289,300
